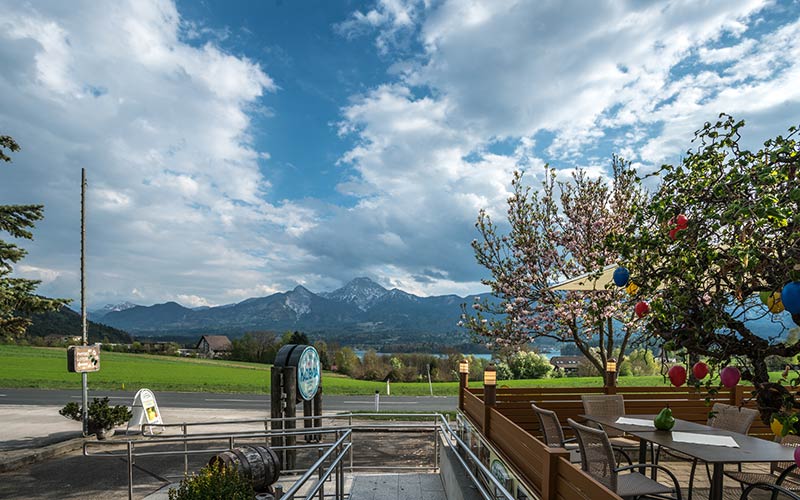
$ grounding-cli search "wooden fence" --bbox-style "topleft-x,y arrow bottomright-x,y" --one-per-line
462,390 -> 622,500
461,384 -> 765,500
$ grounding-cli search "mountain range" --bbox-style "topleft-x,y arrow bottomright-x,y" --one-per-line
93,278 -> 491,341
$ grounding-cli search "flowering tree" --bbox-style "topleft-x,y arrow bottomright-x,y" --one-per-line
462,158 -> 647,376
614,115 -> 800,420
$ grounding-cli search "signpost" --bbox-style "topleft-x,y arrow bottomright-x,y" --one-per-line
67,345 -> 100,373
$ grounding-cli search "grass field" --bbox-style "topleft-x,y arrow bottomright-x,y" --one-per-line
0,345 -> 778,395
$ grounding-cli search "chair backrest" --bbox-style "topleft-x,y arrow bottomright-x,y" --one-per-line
771,434 -> 800,477
581,394 -> 626,437
531,402 -> 565,447
707,403 -> 758,434
568,418 -> 617,492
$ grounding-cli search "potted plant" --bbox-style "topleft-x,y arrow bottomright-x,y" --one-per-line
60,397 -> 132,439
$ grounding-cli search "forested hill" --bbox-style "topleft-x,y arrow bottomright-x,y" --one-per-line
25,307 -> 132,344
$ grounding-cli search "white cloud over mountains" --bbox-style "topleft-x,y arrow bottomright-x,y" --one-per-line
1,0 -> 799,307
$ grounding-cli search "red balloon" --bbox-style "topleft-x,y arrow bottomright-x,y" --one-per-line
635,301 -> 650,318
692,362 -> 709,380
668,365 -> 687,387
676,214 -> 688,229
720,366 -> 741,388
668,228 -> 678,240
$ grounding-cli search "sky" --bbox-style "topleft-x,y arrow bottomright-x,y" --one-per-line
1,0 -> 799,308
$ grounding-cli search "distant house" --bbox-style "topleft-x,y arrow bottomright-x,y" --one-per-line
196,335 -> 232,358
549,356 -> 583,374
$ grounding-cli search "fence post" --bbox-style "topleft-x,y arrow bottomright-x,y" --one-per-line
458,359 -> 469,411
542,448 -> 569,500
483,366 -> 497,436
729,385 -> 744,406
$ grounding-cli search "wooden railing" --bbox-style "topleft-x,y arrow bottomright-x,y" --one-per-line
466,385 -> 768,437
460,383 -> 766,500
462,388 -> 623,500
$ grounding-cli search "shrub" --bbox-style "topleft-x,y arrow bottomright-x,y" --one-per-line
60,396 -> 132,432
168,463 -> 254,500
508,351 -> 552,379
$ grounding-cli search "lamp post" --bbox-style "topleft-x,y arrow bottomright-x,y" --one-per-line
605,358 -> 617,392
483,364 -> 497,407
458,360 -> 469,410
483,364 -> 497,434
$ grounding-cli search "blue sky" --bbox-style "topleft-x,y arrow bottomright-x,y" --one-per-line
1,0 -> 799,308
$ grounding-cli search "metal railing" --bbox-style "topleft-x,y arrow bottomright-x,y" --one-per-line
84,412 -> 517,500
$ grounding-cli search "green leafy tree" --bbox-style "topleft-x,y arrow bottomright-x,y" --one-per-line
508,351 -> 552,379
1,135 -> 68,337
615,115 -> 800,418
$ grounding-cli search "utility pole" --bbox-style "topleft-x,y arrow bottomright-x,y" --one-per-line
81,168 -> 88,436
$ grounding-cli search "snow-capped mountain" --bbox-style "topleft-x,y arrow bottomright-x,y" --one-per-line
90,301 -> 139,319
100,277 -> 493,338
321,277 -> 388,311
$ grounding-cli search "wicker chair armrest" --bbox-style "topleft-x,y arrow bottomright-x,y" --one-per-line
740,482 -> 800,500
615,463 -> 683,498
777,464 -> 800,486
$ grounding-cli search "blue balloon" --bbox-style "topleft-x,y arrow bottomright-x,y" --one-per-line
782,281 -> 800,315
613,267 -> 630,287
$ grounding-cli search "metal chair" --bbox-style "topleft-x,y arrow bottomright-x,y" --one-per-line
657,403 -> 759,500
581,394 -> 639,463
726,436 -> 800,494
531,402 -> 580,463
568,418 -> 683,500
739,482 -> 800,500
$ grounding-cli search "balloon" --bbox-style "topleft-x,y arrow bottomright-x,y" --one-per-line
668,228 -> 678,240
794,446 -> 800,468
782,282 -> 800,315
767,292 -> 784,314
759,291 -> 771,304
692,362 -> 709,380
625,282 -> 639,296
668,365 -> 687,387
720,366 -> 741,388
772,417 -> 786,438
635,301 -> 650,318
676,214 -> 688,229
613,267 -> 630,287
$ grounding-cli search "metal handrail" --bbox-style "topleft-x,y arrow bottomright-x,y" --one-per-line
90,412 -> 516,500
279,431 -> 350,500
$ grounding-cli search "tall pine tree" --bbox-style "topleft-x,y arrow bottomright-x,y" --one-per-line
1,135 -> 68,337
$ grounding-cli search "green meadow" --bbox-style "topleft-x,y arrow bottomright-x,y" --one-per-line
0,345 -> 782,395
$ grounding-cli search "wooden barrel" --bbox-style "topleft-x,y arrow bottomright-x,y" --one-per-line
209,445 -> 281,492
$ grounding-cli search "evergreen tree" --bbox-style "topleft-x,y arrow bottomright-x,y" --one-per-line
1,135 -> 68,337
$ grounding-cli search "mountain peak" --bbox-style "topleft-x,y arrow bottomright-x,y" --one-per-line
326,277 -> 388,311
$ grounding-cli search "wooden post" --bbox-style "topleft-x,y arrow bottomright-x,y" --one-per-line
284,365 -> 297,470
313,385 -> 322,442
270,366 -> 284,461
483,365 -> 496,435
542,447 -> 570,500
458,367 -> 469,411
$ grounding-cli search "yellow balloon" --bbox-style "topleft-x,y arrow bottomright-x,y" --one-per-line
625,282 -> 639,296
768,292 -> 784,313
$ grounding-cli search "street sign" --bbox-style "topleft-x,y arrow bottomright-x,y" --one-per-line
67,345 -> 100,373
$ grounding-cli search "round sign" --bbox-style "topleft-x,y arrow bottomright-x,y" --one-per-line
296,346 -> 321,401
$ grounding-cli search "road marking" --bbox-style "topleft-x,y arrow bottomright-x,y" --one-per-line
0,394 -> 6,397
204,398 -> 261,403
341,401 -> 417,405
71,396 -> 129,400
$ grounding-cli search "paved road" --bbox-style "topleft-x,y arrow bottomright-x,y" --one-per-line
0,388 -> 457,412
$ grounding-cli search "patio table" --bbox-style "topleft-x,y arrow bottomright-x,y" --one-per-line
581,414 -> 796,500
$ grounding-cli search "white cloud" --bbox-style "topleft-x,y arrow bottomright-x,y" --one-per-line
0,0 -> 316,306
